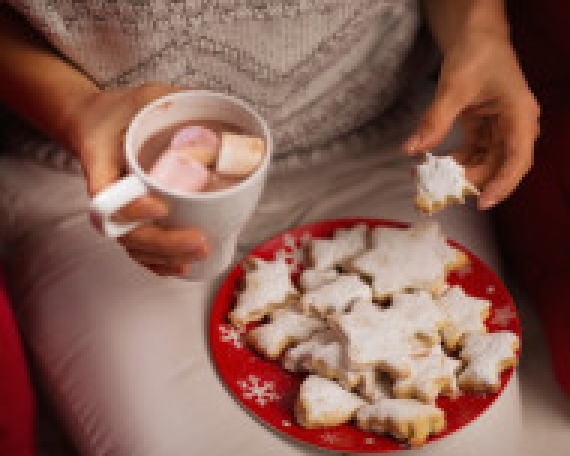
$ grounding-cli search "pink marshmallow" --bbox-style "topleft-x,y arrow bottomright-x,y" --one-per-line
149,149 -> 210,193
170,126 -> 220,151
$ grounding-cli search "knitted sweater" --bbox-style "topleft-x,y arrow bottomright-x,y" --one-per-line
3,0 -> 436,168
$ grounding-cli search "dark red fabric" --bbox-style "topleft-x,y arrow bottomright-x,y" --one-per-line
495,0 -> 570,395
0,271 -> 36,456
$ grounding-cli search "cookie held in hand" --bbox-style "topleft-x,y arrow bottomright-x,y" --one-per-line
415,153 -> 479,215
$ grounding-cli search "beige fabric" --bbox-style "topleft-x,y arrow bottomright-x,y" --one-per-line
0,131 -> 524,455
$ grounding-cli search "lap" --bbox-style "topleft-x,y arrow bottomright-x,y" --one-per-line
0,158 -> 321,456
0,152 -> 517,456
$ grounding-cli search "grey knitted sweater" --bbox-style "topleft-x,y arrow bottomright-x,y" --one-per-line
3,0 -> 436,168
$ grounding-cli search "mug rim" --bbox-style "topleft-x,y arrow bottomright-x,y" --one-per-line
125,90 -> 273,200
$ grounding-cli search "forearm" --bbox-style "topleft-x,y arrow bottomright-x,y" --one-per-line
0,8 -> 99,154
422,0 -> 510,54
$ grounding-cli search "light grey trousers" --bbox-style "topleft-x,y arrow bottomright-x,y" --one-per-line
0,145 -> 523,456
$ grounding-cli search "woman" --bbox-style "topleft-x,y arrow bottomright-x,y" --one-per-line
0,1 -> 538,455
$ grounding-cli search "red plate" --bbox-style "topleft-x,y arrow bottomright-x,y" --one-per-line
209,218 -> 521,453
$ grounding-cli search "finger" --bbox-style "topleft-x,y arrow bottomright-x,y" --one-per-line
112,195 -> 168,222
127,245 -> 204,264
403,82 -> 471,155
478,109 -> 538,209
119,225 -> 209,258
451,146 -> 501,185
127,250 -> 194,268
146,263 -> 190,277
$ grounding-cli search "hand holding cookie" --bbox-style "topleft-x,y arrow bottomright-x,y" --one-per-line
403,33 -> 540,210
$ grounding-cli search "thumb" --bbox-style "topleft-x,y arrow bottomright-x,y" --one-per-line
403,83 -> 469,155
81,140 -> 123,196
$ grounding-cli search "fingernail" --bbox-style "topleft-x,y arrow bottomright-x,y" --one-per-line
403,134 -> 422,154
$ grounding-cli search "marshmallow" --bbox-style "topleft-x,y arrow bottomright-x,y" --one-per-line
216,133 -> 265,177
149,149 -> 209,193
176,146 -> 218,167
170,125 -> 220,150
169,126 -> 220,166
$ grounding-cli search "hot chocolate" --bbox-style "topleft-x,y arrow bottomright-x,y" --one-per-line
139,120 -> 265,193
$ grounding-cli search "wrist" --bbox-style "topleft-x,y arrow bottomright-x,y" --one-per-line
430,0 -> 511,55
55,84 -> 101,157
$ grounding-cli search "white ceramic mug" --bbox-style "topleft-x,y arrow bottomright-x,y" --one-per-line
90,90 -> 272,280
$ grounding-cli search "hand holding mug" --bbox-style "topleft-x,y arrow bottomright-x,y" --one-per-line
67,83 -> 211,276
82,87 -> 271,280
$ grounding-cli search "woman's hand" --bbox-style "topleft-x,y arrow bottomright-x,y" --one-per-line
68,83 -> 209,276
0,13 -> 207,276
404,9 -> 540,209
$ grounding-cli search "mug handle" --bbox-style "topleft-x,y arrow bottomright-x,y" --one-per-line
90,175 -> 149,238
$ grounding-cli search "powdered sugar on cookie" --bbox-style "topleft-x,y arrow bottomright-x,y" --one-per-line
458,331 -> 519,392
300,274 -> 372,316
393,344 -> 461,404
350,223 -> 465,300
247,308 -> 325,359
390,291 -> 448,345
299,268 -> 339,291
330,301 -> 415,376
295,376 -> 365,428
229,257 -> 298,327
415,152 -> 480,214
437,286 -> 491,351
356,398 -> 445,447
309,224 -> 367,270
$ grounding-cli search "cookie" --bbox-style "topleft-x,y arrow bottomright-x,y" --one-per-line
282,331 -> 331,372
330,301 -> 415,377
458,331 -> 519,392
229,257 -> 298,327
358,370 -> 393,403
299,268 -> 339,291
349,223 -> 462,300
415,152 -> 480,215
371,222 -> 468,274
300,274 -> 372,316
247,308 -> 325,359
309,224 -> 368,270
390,291 -> 448,345
437,285 -> 491,351
282,331 -> 365,389
356,398 -> 445,447
393,344 -> 461,404
295,376 -> 365,428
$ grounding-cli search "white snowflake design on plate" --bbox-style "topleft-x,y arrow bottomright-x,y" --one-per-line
237,375 -> 280,406
282,420 -> 291,427
321,432 -> 341,445
486,285 -> 495,294
490,306 -> 517,327
320,431 -> 353,447
218,324 -> 244,349
365,437 -> 376,445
